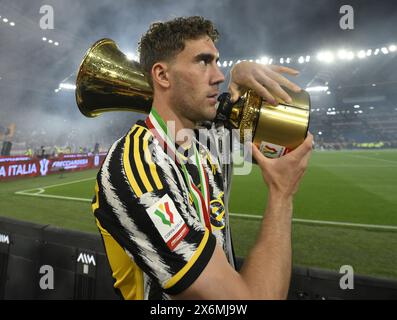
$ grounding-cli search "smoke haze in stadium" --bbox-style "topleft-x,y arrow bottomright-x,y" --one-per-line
0,0 -> 396,151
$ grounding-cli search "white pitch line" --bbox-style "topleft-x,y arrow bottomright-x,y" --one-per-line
292,218 -> 397,231
15,191 -> 92,202
348,154 -> 397,164
15,177 -> 96,194
14,188 -> 397,231
38,177 -> 96,189
229,212 -> 397,231
14,187 -> 46,195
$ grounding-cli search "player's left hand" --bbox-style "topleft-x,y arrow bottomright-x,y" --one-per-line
228,61 -> 302,105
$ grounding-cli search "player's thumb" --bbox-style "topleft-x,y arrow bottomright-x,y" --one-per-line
228,83 -> 240,103
250,142 -> 268,166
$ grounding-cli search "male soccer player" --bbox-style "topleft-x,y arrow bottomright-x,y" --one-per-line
92,16 -> 313,300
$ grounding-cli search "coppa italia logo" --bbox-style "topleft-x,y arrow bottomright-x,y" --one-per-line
263,145 -> 277,156
147,194 -> 189,250
259,141 -> 289,158
154,202 -> 174,227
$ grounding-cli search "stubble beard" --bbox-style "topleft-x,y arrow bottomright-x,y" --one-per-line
170,90 -> 216,127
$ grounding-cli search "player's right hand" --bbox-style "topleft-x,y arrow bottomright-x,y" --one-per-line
251,133 -> 313,198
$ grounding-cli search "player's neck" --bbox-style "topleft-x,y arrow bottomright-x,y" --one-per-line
152,98 -> 194,146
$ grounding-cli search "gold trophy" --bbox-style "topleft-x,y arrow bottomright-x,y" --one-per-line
76,39 -> 311,158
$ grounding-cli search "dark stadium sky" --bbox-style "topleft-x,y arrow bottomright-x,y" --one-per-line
0,0 -> 396,147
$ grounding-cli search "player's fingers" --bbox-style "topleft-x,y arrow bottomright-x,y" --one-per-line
228,82 -> 241,103
251,142 -> 268,166
246,78 -> 277,105
269,64 -> 300,76
288,133 -> 313,159
259,75 -> 294,104
266,69 -> 302,93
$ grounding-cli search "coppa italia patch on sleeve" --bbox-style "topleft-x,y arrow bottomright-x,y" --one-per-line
146,194 -> 189,250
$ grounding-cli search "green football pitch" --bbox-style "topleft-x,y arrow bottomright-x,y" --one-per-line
1,149 -> 397,280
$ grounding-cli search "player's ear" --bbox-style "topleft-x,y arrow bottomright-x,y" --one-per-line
152,62 -> 171,89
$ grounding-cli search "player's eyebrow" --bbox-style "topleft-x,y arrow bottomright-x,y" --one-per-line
194,53 -> 220,63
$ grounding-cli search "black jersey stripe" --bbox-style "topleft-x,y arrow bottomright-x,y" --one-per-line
124,125 -> 146,196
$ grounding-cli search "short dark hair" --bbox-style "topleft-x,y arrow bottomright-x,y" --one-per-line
138,16 -> 219,87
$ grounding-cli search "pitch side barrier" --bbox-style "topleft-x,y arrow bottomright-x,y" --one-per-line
0,152 -> 107,181
0,216 -> 397,300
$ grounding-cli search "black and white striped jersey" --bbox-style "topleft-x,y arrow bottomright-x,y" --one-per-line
92,119 -> 234,300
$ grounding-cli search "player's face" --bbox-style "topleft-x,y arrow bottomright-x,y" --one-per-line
168,36 -> 225,123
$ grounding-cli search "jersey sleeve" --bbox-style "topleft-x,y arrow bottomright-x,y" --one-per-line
93,124 -> 216,295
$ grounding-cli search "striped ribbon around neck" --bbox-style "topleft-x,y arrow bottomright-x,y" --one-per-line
145,108 -> 211,231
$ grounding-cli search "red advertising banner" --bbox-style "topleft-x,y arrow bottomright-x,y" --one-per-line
0,153 -> 107,181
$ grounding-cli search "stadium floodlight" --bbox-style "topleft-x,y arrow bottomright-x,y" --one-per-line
48,39 -> 53,44
280,57 -> 284,64
3,18 -> 8,23
305,55 -> 310,62
337,49 -> 347,59
381,47 -> 389,54
374,48 -> 380,55
354,104 -> 360,109
236,60 -> 241,64
372,83 -> 376,87
369,107 -> 374,110
255,59 -> 260,64
217,61 -> 221,67
54,42 -> 59,46
357,50 -> 366,59
286,57 -> 291,64
366,49 -> 372,56
298,56 -> 304,64
42,37 -> 47,41
327,91 -> 331,95
389,45 -> 396,52
306,86 -> 329,92
260,56 -> 269,65
346,51 -> 355,60
229,60 -> 233,66
249,59 -> 253,62
318,131 -> 322,135
54,89 -> 60,93
59,83 -> 76,90
9,22 -> 15,26
317,51 -> 334,63
268,58 -> 273,64
223,61 -> 228,67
